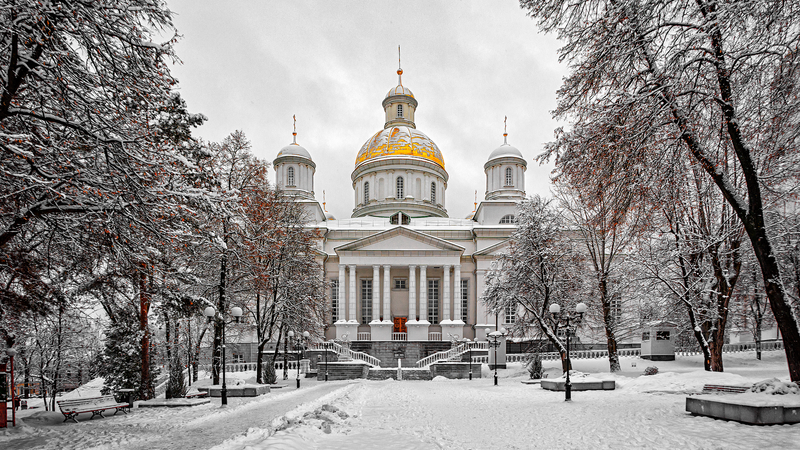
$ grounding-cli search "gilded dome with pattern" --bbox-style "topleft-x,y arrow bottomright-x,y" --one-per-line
355,126 -> 444,169
385,85 -> 414,99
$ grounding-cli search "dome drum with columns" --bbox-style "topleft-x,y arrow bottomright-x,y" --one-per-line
272,59 -> 529,369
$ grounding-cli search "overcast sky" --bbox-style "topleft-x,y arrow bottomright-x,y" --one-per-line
164,1 -> 568,220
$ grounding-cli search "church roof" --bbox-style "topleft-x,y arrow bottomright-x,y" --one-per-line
488,143 -> 523,161
355,126 -> 444,169
386,84 -> 415,98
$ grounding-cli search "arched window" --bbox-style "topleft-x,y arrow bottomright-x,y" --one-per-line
364,181 -> 370,203
505,167 -> 513,186
396,176 -> 404,199
430,182 -> 436,203
500,214 -> 516,224
397,104 -> 404,118
287,167 -> 295,186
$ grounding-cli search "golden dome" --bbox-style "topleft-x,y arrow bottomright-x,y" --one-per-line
355,126 -> 444,169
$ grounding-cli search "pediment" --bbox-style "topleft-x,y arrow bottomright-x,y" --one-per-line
335,226 -> 464,253
474,239 -> 510,256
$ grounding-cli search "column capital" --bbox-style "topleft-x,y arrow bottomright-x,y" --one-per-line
443,264 -> 451,270
409,264 -> 416,269
383,264 -> 391,269
454,264 -> 461,270
373,264 -> 381,270
419,265 -> 427,270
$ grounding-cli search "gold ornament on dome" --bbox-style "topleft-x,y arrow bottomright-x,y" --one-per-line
355,126 -> 444,169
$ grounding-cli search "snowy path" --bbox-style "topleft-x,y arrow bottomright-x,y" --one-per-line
232,377 -> 800,449
4,381 -> 354,450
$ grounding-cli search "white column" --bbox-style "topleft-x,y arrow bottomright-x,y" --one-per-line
408,265 -> 417,320
372,265 -> 380,322
348,265 -> 357,321
383,265 -> 391,321
453,265 -> 462,321
419,265 -> 428,322
337,264 -> 346,321
442,265 -> 451,322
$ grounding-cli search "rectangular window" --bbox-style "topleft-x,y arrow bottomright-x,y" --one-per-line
505,305 -> 516,324
656,331 -> 670,341
394,278 -> 407,290
428,279 -> 439,324
361,279 -> 372,324
642,331 -> 650,341
460,279 -> 469,322
331,279 -> 339,322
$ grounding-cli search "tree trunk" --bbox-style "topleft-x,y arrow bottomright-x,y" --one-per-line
213,251 -> 228,385
256,341 -> 267,384
599,278 -> 621,372
139,266 -> 153,400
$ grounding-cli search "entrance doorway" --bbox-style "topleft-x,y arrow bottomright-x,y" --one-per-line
393,316 -> 407,333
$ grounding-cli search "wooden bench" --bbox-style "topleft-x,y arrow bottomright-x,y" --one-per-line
701,384 -> 750,394
57,395 -> 129,423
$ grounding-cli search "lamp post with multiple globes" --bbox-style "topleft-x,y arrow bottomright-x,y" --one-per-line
548,302 -> 588,401
203,305 -> 242,406
485,328 -> 506,386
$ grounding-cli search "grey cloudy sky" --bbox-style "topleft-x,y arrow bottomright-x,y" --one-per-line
165,0 -> 567,220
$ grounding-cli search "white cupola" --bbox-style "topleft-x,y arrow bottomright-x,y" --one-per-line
484,118 -> 526,201
273,116 -> 316,200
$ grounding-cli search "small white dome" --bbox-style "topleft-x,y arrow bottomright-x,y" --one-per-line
385,85 -> 415,99
488,144 -> 523,161
277,143 -> 312,160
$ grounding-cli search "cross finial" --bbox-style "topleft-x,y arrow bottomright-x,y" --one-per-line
473,190 -> 478,212
292,115 -> 297,144
503,116 -> 508,145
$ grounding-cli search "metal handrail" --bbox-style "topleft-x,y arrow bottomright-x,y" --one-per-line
310,341 -> 381,367
416,341 -> 486,368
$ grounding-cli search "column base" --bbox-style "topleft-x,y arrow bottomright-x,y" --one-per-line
335,320 -> 359,341
370,321 -> 393,341
406,320 -> 431,341
440,320 -> 466,341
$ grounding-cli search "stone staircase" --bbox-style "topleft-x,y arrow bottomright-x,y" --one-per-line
316,362 -> 369,381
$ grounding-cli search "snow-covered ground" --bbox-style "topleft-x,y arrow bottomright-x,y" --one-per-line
2,351 -> 799,449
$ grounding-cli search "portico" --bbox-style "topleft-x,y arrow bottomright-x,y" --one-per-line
332,226 -> 466,342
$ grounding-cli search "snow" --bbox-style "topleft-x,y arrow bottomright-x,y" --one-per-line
3,351 -> 799,449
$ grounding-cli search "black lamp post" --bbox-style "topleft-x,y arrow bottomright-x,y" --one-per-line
288,331 -> 300,389
461,338 -> 473,380
323,339 -> 329,382
549,302 -> 587,402
204,305 -> 242,407
486,328 -> 506,386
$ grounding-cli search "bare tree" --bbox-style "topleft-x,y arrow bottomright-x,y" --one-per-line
523,0 -> 800,380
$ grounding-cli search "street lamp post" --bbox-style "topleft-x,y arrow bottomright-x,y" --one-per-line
203,305 -> 242,407
6,347 -> 17,427
288,331 -> 301,389
323,339 -> 329,382
485,328 -> 506,386
461,338 -> 473,380
549,302 -> 588,402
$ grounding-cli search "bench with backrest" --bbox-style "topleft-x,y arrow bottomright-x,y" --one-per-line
57,395 -> 129,423
701,384 -> 750,395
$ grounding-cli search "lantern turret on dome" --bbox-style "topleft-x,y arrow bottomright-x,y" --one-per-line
484,117 -> 527,201
351,53 -> 448,219
274,116 -> 316,201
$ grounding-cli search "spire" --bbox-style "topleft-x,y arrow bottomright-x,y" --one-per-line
503,116 -> 508,145
292,115 -> 297,144
397,45 -> 403,85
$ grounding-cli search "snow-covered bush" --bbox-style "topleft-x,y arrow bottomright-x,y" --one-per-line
750,378 -> 800,395
643,366 -> 659,376
526,354 -> 543,379
262,359 -> 277,385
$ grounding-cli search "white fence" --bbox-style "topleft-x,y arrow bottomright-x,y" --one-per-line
309,341 -> 381,367
428,332 -> 442,341
356,332 -> 371,341
392,332 -> 407,341
675,341 -> 784,356
198,359 -> 309,374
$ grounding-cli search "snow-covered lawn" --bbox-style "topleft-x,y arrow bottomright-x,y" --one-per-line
3,351 -> 799,449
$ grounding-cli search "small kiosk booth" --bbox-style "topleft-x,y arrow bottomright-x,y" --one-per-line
640,321 -> 678,361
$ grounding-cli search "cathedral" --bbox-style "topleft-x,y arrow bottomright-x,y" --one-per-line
272,63 -> 527,355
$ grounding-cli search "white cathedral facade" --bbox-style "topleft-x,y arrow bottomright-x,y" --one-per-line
273,66 -> 527,346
